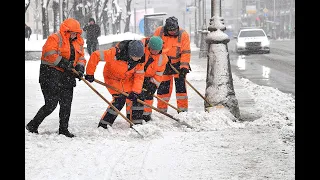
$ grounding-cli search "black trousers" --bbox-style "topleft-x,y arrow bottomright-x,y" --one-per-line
29,84 -> 74,129
86,40 -> 99,55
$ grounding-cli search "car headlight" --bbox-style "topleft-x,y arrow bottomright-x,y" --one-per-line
236,41 -> 246,47
261,40 -> 270,47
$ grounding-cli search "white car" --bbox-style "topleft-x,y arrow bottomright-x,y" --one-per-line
234,28 -> 270,54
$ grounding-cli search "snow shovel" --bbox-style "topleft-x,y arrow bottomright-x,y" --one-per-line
168,63 -> 213,107
142,88 -> 182,113
71,69 -> 144,138
93,78 -> 194,129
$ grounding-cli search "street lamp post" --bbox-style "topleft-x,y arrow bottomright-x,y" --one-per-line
203,0 -> 206,28
204,0 -> 240,119
194,0 -> 198,46
273,0 -> 276,23
35,0 -> 39,40
199,0 -> 209,58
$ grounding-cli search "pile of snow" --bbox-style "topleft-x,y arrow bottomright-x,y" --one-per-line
234,76 -> 295,144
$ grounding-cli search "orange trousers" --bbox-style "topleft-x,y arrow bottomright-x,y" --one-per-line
156,74 -> 188,112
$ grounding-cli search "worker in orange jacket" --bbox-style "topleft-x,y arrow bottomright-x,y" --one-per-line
85,40 -> 145,128
153,16 -> 191,112
139,36 -> 168,122
26,18 -> 86,138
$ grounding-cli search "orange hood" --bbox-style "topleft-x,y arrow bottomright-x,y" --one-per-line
60,18 -> 82,34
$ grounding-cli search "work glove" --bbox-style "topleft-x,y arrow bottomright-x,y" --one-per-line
74,64 -> 85,81
127,92 -> 139,103
57,58 -> 72,71
145,82 -> 157,96
85,74 -> 95,83
179,68 -> 189,79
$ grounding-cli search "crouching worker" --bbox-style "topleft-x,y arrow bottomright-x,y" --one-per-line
139,36 -> 168,122
85,40 -> 145,128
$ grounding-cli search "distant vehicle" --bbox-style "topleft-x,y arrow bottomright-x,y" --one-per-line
234,28 -> 270,54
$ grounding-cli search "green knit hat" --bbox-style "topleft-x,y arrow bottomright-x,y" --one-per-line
148,36 -> 163,50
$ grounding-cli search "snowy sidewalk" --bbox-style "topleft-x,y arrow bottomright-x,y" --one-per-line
26,46 -> 295,180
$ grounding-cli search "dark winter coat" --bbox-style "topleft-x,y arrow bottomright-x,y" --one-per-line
83,24 -> 101,42
39,41 -> 78,89
25,25 -> 32,38
39,64 -> 77,89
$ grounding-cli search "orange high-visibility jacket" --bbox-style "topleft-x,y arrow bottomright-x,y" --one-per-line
153,26 -> 191,70
40,18 -> 86,71
141,37 -> 169,87
86,42 -> 145,95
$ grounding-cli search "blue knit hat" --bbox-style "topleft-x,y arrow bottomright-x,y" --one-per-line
128,40 -> 144,57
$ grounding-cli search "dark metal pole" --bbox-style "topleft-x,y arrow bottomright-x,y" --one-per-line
199,0 -> 202,29
36,0 -> 39,40
203,0 -> 206,27
219,0 -> 221,16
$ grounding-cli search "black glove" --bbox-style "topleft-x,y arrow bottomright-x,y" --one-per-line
57,58 -> 72,71
74,64 -> 85,81
145,82 -> 157,96
127,92 -> 139,102
85,74 -> 95,83
179,68 -> 189,79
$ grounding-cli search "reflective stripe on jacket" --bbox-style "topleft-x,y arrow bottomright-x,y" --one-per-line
40,31 -> 86,71
86,47 -> 145,94
153,26 -> 191,70
141,40 -> 168,87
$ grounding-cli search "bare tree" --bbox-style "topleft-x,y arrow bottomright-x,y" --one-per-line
100,0 -> 110,35
73,0 -> 92,27
71,0 -> 110,34
64,0 -> 75,18
92,0 -> 112,35
94,0 -> 102,24
83,0 -> 94,24
41,0 -> 51,39
112,0 -> 122,34
62,0 -> 68,20
25,0 -> 30,13
123,0 -> 132,32
52,0 -> 59,33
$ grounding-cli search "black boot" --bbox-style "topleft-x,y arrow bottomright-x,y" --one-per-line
143,115 -> 152,122
98,122 -> 109,129
26,120 -> 39,134
58,128 -> 75,138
